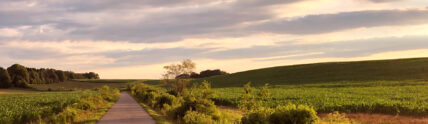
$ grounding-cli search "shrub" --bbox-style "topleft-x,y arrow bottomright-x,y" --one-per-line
183,111 -> 214,124
321,111 -> 354,124
99,85 -> 120,102
172,81 -> 220,120
7,64 -> 30,87
0,67 -> 12,88
241,104 -> 318,124
269,104 -> 318,124
241,107 -> 274,124
154,93 -> 178,109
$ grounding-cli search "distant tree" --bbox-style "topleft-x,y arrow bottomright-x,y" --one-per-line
83,72 -> 99,79
28,69 -> 42,84
163,59 -> 196,79
46,69 -> 59,83
56,70 -> 66,82
189,72 -> 200,78
0,67 -> 12,88
7,64 -> 30,87
162,59 -> 196,96
175,73 -> 191,79
198,69 -> 228,78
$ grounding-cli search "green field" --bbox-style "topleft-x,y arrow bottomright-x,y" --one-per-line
142,58 -> 428,116
194,58 -> 428,87
213,81 -> 428,115
0,92 -> 81,123
0,86 -> 120,124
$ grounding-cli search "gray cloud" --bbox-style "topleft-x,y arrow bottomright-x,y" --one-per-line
1,0 -> 428,43
252,9 -> 428,35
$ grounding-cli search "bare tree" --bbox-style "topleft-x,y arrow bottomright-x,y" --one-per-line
162,59 -> 196,96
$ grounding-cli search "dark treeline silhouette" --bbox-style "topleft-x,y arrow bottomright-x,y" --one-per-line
175,69 -> 228,79
0,64 -> 99,88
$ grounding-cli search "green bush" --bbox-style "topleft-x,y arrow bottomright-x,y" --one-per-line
183,111 -> 214,124
269,104 -> 318,124
242,104 -> 318,124
241,107 -> 274,124
154,93 -> 178,109
99,85 -> 120,102
0,67 -> 12,88
172,81 -> 220,120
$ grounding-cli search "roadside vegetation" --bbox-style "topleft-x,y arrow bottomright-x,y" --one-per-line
0,86 -> 120,124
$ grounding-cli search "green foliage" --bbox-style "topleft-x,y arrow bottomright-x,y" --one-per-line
0,67 -> 12,88
99,85 -> 120,102
183,111 -> 214,124
173,81 -> 220,120
241,104 -> 318,124
241,107 -> 274,124
258,83 -> 270,101
56,70 -> 67,82
238,82 -> 261,112
7,64 -> 30,88
269,104 -> 318,124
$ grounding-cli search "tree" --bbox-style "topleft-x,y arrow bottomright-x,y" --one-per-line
0,67 -> 12,88
28,69 -> 42,84
56,70 -> 66,82
163,59 -> 196,79
7,64 -> 30,87
46,69 -> 59,83
162,59 -> 196,96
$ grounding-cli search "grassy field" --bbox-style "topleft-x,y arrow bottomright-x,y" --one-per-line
193,57 -> 428,87
30,80 -> 130,91
141,58 -> 428,117
213,81 -> 428,115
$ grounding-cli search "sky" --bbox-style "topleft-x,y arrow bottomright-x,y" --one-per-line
1,0 -> 428,79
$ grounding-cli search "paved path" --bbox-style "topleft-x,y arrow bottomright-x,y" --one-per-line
97,92 -> 156,124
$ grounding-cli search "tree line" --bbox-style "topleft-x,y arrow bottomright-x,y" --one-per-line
0,64 -> 100,88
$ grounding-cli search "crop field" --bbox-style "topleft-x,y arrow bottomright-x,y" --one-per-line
0,86 -> 120,124
213,81 -> 428,116
0,92 -> 81,123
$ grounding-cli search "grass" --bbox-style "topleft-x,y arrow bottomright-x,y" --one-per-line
192,57 -> 428,87
30,80 -> 128,91
212,81 -> 428,116
137,101 -> 172,124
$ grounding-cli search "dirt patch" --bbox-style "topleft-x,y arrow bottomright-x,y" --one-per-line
319,113 -> 428,124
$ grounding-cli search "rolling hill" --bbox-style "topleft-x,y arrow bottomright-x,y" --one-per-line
194,57 -> 428,87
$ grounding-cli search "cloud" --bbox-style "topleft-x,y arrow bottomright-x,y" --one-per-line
365,0 -> 407,3
251,9 -> 428,35
205,36 -> 428,60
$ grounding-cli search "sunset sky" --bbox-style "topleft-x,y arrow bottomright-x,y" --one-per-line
1,0 -> 428,79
